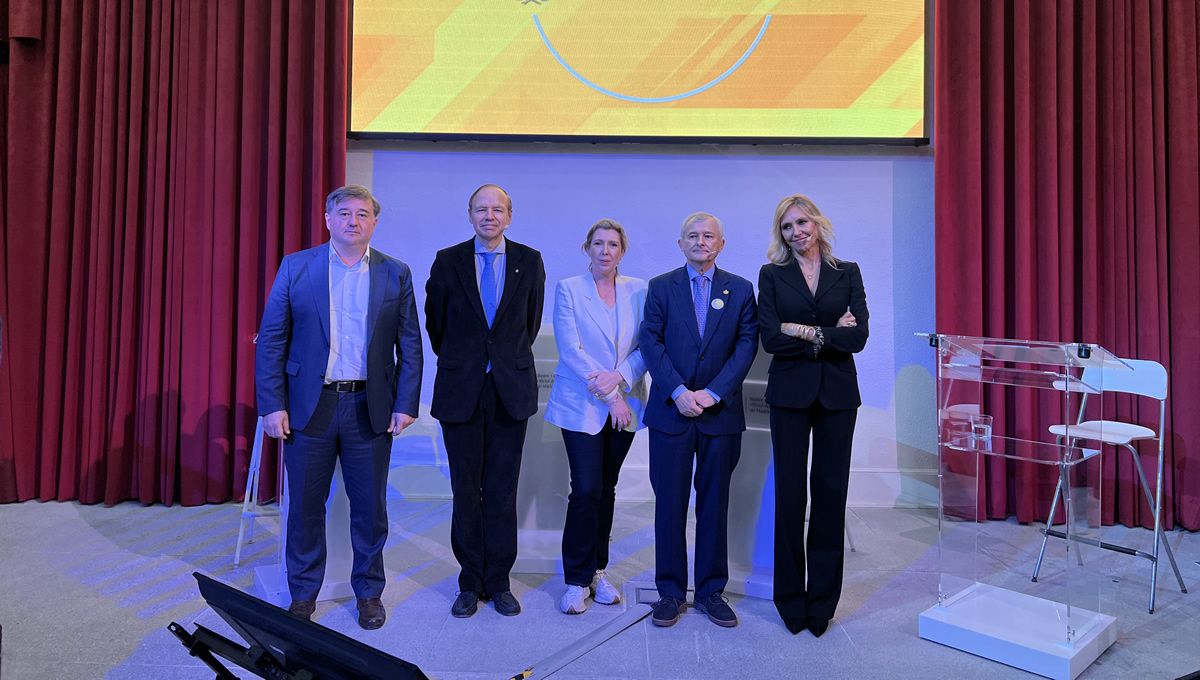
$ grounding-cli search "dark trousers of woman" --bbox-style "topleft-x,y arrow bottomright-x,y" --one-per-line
560,423 -> 636,586
770,402 -> 857,630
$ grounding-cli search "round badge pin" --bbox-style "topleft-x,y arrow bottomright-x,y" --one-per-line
711,298 -> 725,310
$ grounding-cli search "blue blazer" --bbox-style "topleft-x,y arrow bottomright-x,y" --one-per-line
638,265 -> 758,436
544,274 -> 649,435
255,244 -> 423,433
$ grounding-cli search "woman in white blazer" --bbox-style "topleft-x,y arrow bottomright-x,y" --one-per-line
544,219 -> 648,615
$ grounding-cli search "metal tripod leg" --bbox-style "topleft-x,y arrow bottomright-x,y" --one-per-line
234,417 -> 267,568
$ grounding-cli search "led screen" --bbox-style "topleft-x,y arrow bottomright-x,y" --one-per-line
351,0 -> 925,140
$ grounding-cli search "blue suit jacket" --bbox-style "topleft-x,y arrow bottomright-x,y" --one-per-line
255,244 -> 423,434
638,265 -> 758,435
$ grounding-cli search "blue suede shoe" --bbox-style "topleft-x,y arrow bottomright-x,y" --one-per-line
693,593 -> 738,628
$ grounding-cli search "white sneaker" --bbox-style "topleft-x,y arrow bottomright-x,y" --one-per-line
559,584 -> 589,614
592,570 -> 621,605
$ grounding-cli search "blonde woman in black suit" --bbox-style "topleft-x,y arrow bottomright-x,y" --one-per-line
757,194 -> 869,637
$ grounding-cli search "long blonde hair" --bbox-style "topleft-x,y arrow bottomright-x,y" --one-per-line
767,194 -> 838,267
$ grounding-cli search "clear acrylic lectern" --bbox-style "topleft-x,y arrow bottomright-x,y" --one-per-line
918,335 -> 1122,680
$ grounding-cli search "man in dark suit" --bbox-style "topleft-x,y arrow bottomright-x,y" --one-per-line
256,184 -> 423,630
425,184 -> 546,618
639,212 -> 758,628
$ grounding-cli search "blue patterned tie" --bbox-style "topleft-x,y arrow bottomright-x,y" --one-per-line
481,252 -> 498,327
692,274 -> 708,337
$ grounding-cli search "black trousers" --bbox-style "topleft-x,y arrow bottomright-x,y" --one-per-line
649,425 -> 742,601
770,402 -> 857,625
560,423 -> 636,586
283,389 -> 391,601
440,373 -> 529,596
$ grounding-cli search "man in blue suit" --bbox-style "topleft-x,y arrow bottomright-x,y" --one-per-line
639,212 -> 758,628
255,185 -> 422,630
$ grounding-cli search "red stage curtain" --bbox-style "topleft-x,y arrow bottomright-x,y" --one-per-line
0,0 -> 347,505
936,0 -> 1199,530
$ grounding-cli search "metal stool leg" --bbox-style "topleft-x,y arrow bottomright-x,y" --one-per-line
1059,464 -> 1086,568
1032,469 -> 1064,582
1124,444 -> 1187,613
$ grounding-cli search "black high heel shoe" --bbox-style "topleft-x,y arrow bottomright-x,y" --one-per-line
807,617 -> 830,638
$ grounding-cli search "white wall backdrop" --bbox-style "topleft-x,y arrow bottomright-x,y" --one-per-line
347,141 -> 937,581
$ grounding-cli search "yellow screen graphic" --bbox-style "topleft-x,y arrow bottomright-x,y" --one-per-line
351,0 -> 925,139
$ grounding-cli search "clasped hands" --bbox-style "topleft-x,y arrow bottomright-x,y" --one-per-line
781,310 -> 857,341
587,369 -> 633,430
674,389 -> 716,418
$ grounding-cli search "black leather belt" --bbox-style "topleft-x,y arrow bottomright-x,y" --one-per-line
324,380 -> 366,392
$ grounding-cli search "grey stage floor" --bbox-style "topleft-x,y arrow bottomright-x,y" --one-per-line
0,498 -> 1197,679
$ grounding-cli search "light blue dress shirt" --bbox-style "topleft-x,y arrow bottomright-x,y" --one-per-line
671,264 -> 721,404
325,243 -> 370,381
474,236 -> 507,300
474,236 -> 506,372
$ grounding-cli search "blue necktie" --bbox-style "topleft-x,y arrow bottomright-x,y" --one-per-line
480,252 -> 498,327
693,274 -> 708,337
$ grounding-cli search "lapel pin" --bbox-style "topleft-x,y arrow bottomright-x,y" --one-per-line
711,298 -> 725,310
723,289 -> 729,295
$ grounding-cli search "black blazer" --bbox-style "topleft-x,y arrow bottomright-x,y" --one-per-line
757,259 -> 869,410
425,238 -> 546,423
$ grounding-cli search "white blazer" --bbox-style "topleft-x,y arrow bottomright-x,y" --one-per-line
544,274 -> 649,435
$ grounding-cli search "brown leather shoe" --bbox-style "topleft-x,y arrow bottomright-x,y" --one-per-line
287,599 -> 316,621
357,597 -> 386,630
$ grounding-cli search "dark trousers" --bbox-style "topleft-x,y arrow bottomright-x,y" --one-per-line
649,425 -> 741,601
440,374 -> 528,596
560,423 -> 636,586
770,403 -> 857,625
283,389 -> 392,601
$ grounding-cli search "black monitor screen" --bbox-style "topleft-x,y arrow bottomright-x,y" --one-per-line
193,572 -> 427,680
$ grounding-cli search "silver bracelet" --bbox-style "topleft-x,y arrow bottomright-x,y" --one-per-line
811,327 -> 825,357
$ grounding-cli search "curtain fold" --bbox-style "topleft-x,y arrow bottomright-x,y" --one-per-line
0,0 -> 347,505
936,0 -> 1200,530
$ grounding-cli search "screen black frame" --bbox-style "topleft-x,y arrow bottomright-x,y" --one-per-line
193,572 -> 427,680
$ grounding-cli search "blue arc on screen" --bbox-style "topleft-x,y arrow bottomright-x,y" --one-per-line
533,14 -> 772,104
